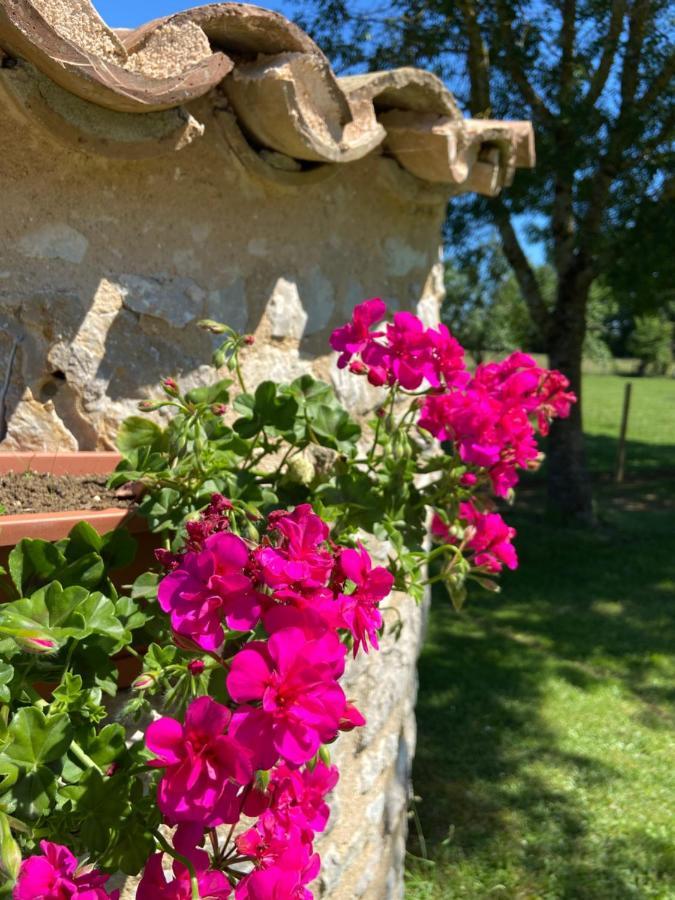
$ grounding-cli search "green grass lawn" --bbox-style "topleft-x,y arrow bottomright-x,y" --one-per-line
406,374 -> 675,899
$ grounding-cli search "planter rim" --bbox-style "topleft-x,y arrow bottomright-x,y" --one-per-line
0,451 -> 122,475
0,507 -> 145,545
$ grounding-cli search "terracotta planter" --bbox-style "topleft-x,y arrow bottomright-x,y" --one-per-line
0,451 -> 158,579
0,451 -> 159,690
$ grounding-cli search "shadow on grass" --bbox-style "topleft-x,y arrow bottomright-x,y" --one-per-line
409,474 -> 675,898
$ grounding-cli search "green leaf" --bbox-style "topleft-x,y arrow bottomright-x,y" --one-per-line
3,708 -> 72,769
65,521 -> 103,556
184,377 -> 232,406
0,584 -> 129,651
0,810 -> 21,882
129,572 -> 159,601
53,552 -> 106,591
62,724 -> 127,781
100,529 -> 137,572
234,381 -> 299,438
10,766 -> 56,819
0,664 -> 13,705
8,540 -> 64,595
117,417 -> 166,455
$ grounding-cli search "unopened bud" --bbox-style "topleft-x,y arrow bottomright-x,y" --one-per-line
213,348 -> 227,369
16,633 -> 58,655
243,335 -> 255,346
132,673 -> 157,691
162,378 -> 179,397
375,407 -> 386,419
187,659 -> 205,676
197,319 -> 229,335
348,360 -> 368,376
138,399 -> 164,412
211,403 -> 228,416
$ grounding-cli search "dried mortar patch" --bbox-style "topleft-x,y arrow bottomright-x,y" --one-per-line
125,21 -> 212,79
30,0 -> 125,63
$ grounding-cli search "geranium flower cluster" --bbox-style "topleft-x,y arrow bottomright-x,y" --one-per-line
333,299 -> 575,501
14,841 -> 119,899
14,503 -> 391,900
150,502 -> 391,897
141,503 -> 392,896
332,299 -> 575,578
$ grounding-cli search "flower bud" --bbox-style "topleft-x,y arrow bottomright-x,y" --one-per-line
211,403 -> 228,416
15,633 -> 58,655
460,472 -> 477,487
348,360 -> 368,376
187,659 -> 205,676
197,319 -> 229,335
162,378 -> 179,397
243,335 -> 255,346
212,348 -> 227,369
132,672 -> 157,691
285,454 -> 316,487
138,399 -> 164,412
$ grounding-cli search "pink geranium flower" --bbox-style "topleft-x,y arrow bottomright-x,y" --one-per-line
269,762 -> 339,837
460,500 -> 518,572
235,812 -> 319,900
227,628 -> 347,765
138,847 -> 231,899
329,298 -> 386,368
146,696 -> 253,825
258,505 -> 333,591
158,531 -> 262,650
235,865 -> 316,900
14,841 -> 119,899
336,545 -> 394,655
361,311 -> 432,390
426,323 -> 467,388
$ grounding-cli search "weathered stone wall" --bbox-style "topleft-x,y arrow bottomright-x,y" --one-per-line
314,589 -> 427,900
0,63 -> 441,899
113,588 -> 426,900
0,64 -> 448,451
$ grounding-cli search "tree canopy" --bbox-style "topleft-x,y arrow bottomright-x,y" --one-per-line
296,0 -> 674,520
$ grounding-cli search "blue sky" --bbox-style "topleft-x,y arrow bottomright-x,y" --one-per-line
94,1 -> 545,265
95,0 -> 294,26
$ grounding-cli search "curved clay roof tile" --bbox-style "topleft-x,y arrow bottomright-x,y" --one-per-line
0,0 -> 535,192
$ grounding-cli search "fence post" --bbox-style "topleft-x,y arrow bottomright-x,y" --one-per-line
615,382 -> 632,483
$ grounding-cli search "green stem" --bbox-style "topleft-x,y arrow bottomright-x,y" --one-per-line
154,829 -> 201,900
70,741 -> 104,775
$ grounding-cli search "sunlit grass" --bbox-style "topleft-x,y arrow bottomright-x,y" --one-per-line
406,374 -> 675,899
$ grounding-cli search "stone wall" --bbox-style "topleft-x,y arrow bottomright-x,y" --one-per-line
113,588 -> 427,900
314,589 -> 427,900
0,62 -> 448,452
0,57 -> 440,900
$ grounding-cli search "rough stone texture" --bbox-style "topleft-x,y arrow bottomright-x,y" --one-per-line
0,10 -> 532,893
109,588 -> 427,900
0,66 -> 449,450
310,589 -> 428,900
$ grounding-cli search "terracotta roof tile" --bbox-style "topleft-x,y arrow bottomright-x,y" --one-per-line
0,0 -> 535,193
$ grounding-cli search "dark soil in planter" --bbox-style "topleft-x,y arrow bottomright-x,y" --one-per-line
0,472 -> 130,514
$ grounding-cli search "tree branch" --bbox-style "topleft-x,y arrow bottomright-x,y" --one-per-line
490,201 -> 551,338
585,0 -> 627,105
579,0 -> 653,259
457,0 -> 491,113
559,0 -> 577,108
636,49 -> 675,111
494,0 -> 555,124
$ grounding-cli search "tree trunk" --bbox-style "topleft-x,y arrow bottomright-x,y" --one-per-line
545,273 -> 595,523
